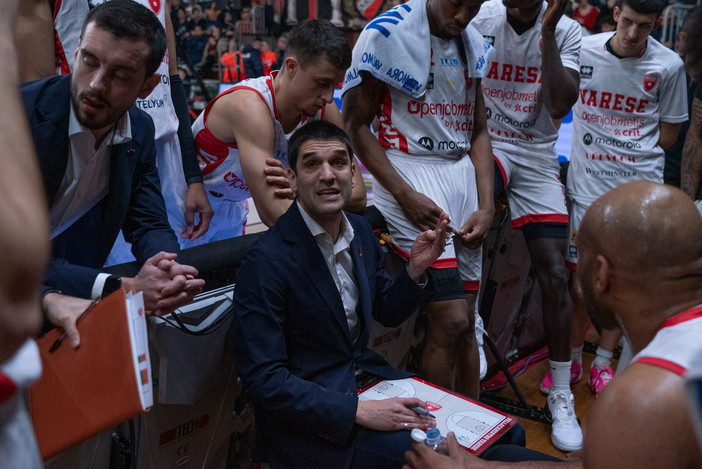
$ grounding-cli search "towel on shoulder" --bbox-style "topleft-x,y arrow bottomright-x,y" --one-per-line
342,0 -> 494,99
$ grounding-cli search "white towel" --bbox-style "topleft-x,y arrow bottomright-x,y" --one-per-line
342,0 -> 494,98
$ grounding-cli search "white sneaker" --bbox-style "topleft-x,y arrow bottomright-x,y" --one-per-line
475,310 -> 487,380
547,390 -> 583,451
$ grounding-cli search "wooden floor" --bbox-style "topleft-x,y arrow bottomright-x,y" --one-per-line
485,329 -> 617,459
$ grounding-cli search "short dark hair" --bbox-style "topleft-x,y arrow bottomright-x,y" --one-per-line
681,7 -> 702,81
285,19 -> 352,71
81,0 -> 167,77
288,121 -> 354,173
617,0 -> 667,17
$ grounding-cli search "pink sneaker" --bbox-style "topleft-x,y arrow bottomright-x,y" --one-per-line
540,362 -> 583,395
589,365 -> 614,396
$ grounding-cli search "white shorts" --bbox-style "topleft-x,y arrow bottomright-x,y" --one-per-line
373,150 -> 482,290
494,146 -> 568,229
565,197 -> 589,271
179,197 -> 248,249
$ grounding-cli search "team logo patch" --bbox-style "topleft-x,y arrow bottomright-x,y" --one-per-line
580,65 -> 593,79
149,0 -> 161,13
583,133 -> 593,145
483,35 -> 495,46
418,137 -> 434,151
643,73 -> 659,92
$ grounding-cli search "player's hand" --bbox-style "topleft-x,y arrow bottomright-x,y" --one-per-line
404,432 -> 485,469
182,182 -> 214,240
42,293 -> 93,349
397,189 -> 445,232
458,208 -> 493,249
264,157 -> 295,200
407,213 -> 449,281
542,0 -> 569,33
356,398 -> 436,432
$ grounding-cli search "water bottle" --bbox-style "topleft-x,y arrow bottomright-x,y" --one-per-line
424,428 -> 449,455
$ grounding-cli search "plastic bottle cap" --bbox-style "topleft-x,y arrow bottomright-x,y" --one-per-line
410,428 -> 427,443
425,428 -> 440,439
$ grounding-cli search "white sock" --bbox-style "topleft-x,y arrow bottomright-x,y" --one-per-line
550,360 -> 572,393
592,347 -> 613,369
570,345 -> 583,365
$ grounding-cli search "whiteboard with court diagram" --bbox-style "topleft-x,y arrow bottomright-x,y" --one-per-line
358,377 -> 516,454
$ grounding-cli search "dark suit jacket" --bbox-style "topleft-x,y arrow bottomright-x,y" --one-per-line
232,203 -> 434,468
21,75 -> 179,298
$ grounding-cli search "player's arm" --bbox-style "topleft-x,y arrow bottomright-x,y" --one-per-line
0,0 -> 50,362
460,80 -> 494,249
658,121 -> 681,150
15,0 -> 54,81
323,103 -> 367,212
583,365 -> 702,469
541,0 -> 580,119
225,92 -> 293,226
682,97 -> 702,200
343,73 -> 443,232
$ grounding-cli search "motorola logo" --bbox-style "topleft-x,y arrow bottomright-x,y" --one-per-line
583,133 -> 593,145
418,137 -> 434,151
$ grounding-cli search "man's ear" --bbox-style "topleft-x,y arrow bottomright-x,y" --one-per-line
594,254 -> 611,295
138,73 -> 161,99
653,16 -> 663,30
613,5 -> 621,22
287,167 -> 297,193
284,56 -> 298,77
351,160 -> 357,188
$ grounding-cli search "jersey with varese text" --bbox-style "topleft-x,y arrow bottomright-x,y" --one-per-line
53,0 -> 177,139
471,0 -> 580,153
568,32 -> 688,204
192,74 -> 323,203
377,35 -> 476,159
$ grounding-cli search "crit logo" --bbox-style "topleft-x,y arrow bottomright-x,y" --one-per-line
580,65 -> 593,79
418,137 -> 434,151
643,73 -> 659,92
149,0 -> 162,14
583,133 -> 593,145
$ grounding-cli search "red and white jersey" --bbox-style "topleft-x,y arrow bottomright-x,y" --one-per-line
53,0 -> 177,140
377,35 -> 477,159
471,0 -> 581,157
568,32 -> 688,204
192,74 -> 323,203
632,306 -> 702,377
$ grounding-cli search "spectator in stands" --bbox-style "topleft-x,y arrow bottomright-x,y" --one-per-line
241,35 -> 264,78
260,38 -> 278,75
187,5 -> 207,32
199,25 -> 223,76
235,6 -> 255,46
572,0 -> 600,34
1,1 -> 50,465
405,181 -> 702,469
204,4 -> 222,33
21,0 -> 204,318
184,24 -> 209,67
173,7 -> 189,37
189,19 -> 366,244
232,120 -> 444,469
271,33 -> 287,72
221,38 -> 246,82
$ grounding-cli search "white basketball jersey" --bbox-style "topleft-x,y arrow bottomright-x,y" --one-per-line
568,32 -> 688,204
471,0 -> 581,156
54,0 -> 178,139
377,35 -> 477,159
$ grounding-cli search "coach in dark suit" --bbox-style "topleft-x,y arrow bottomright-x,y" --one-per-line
22,1 -> 203,339
232,121 -> 450,468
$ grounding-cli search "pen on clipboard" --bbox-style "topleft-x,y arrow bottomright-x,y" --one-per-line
412,406 -> 436,418
49,299 -> 99,353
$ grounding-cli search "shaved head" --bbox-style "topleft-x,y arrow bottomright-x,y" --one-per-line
577,181 -> 702,342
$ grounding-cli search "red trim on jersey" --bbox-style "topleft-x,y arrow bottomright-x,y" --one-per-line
463,280 -> 479,292
512,214 -> 569,229
266,73 -> 280,120
53,0 -> 62,20
658,305 -> 702,330
378,87 -> 409,153
54,28 -> 71,75
494,156 -> 507,186
566,260 -> 578,272
635,357 -> 687,377
392,244 -> 458,269
0,372 -> 17,406
308,0 -> 318,19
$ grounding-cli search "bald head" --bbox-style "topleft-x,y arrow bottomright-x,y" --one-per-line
580,181 -> 702,277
